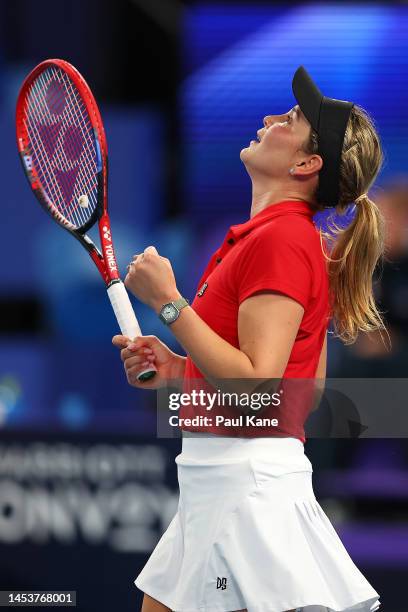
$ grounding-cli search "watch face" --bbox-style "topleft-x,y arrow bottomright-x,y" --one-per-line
162,304 -> 178,322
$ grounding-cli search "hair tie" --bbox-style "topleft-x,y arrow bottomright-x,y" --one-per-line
355,193 -> 368,205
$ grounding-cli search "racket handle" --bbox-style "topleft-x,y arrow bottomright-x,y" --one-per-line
107,281 -> 157,382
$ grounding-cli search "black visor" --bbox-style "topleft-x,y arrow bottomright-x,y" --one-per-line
292,66 -> 354,208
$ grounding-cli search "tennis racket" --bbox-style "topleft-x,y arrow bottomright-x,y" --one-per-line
16,58 -> 156,382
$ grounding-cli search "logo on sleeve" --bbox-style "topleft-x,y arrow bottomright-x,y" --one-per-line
197,282 -> 208,297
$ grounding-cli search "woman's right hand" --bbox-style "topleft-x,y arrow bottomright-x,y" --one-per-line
112,334 -> 186,389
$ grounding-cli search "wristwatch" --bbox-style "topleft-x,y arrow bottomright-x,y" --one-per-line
159,297 -> 189,325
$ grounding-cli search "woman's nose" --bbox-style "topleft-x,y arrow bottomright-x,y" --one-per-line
263,114 -> 284,127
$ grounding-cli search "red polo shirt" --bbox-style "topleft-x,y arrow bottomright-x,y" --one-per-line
180,200 -> 330,443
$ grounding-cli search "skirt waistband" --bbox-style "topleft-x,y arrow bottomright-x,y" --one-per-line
180,431 -> 305,462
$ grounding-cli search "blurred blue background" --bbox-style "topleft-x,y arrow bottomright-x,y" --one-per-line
1,1 -> 408,611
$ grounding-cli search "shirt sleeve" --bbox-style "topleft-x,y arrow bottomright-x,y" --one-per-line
236,226 -> 313,309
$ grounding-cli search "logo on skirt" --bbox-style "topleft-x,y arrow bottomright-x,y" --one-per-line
216,577 -> 227,590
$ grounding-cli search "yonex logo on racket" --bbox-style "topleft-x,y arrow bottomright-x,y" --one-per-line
103,226 -> 112,242
105,245 -> 117,271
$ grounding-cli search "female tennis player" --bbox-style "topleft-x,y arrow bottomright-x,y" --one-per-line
113,66 -> 384,612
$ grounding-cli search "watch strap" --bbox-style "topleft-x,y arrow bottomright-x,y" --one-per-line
173,297 -> 189,311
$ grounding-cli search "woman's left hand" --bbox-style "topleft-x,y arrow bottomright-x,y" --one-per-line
124,246 -> 181,312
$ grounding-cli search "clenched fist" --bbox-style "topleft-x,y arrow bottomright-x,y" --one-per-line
124,246 -> 181,312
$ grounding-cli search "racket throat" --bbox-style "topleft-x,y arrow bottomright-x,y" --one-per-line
99,213 -> 120,281
72,232 -> 107,284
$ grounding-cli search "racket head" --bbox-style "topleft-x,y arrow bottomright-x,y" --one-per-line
16,58 -> 108,235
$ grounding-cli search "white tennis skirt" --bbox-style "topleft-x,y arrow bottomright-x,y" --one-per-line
135,433 -> 381,612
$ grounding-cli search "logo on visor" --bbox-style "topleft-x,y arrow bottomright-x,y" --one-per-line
216,577 -> 227,590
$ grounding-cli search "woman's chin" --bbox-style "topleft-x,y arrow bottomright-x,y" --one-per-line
240,143 -> 254,160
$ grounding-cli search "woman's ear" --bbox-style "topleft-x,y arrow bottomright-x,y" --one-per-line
295,155 -> 323,176
309,154 -> 323,173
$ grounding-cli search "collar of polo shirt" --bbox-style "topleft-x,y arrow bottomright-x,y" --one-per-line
228,199 -> 314,241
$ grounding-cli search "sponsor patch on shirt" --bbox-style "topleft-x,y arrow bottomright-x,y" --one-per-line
197,281 -> 208,297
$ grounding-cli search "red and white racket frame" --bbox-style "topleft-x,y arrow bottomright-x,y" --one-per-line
16,59 -> 156,380
16,59 -> 116,283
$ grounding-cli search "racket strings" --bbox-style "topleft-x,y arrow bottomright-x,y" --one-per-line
27,75 -> 83,224
27,74 -> 93,229
55,70 -> 100,193
34,68 -> 98,218
24,66 -> 100,229
36,68 -> 98,224
25,84 -> 68,222
45,69 -> 97,223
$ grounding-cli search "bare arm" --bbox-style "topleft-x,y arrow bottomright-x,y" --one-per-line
122,245 -> 305,387
167,291 -> 304,383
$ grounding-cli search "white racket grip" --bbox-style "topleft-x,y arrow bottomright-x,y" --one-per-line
107,281 -> 142,340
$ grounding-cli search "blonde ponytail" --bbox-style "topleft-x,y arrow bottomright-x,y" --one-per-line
323,193 -> 386,344
304,104 -> 388,345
